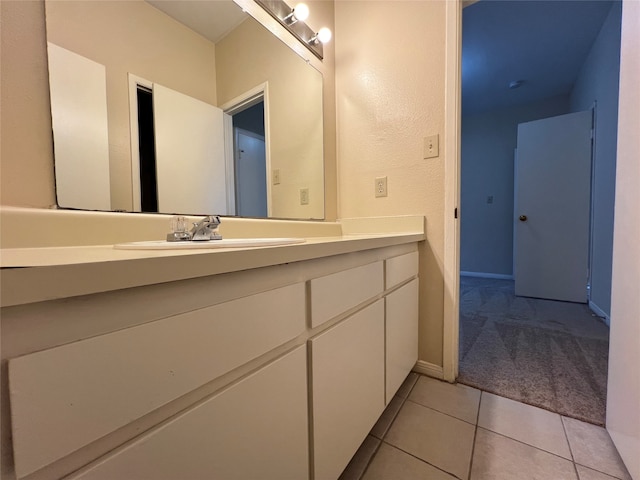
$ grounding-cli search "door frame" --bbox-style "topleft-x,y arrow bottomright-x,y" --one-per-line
221,82 -> 271,217
442,0 -> 462,382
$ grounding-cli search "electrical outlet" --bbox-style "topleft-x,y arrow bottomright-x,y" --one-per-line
424,134 -> 439,159
272,169 -> 280,185
375,176 -> 388,197
487,195 -> 494,204
300,188 -> 309,205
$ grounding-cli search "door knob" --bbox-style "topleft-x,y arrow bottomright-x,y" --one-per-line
519,215 -> 527,222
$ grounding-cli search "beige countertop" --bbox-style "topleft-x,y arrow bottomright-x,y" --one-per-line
1,232 -> 424,307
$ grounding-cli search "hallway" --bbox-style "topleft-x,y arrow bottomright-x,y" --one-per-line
457,276 -> 609,425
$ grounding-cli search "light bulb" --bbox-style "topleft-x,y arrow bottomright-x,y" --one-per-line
317,27 -> 332,44
293,3 -> 309,22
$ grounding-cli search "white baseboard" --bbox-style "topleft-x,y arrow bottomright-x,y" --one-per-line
589,300 -> 610,326
460,271 -> 514,280
413,360 -> 444,380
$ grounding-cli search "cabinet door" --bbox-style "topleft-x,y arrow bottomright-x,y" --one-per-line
386,279 -> 419,403
71,346 -> 309,480
311,300 -> 385,480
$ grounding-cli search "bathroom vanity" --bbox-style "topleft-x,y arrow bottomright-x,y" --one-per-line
0,208 -> 424,480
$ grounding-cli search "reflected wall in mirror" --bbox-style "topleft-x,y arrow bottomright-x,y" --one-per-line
45,0 -> 324,220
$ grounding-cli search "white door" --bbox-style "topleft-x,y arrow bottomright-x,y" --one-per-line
514,110 -> 592,303
47,43 -> 111,210
234,128 -> 267,217
153,84 -> 226,215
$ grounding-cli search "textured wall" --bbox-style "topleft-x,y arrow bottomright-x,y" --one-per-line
461,95 -> 570,276
570,2 -> 622,318
335,1 -> 447,365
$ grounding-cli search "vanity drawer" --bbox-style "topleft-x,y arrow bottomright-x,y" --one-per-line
310,261 -> 383,328
8,283 -> 305,479
385,251 -> 419,289
69,346 -> 309,480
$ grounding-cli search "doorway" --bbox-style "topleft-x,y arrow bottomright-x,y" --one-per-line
222,84 -> 271,218
232,103 -> 267,217
454,0 -> 621,425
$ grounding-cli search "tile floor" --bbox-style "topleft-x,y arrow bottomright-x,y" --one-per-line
339,373 -> 632,480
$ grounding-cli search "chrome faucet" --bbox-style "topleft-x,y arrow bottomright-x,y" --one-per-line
167,215 -> 222,242
190,215 -> 222,241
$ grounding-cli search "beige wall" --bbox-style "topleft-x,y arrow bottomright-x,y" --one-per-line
335,1 -> 447,366
0,0 -> 56,208
46,1 -> 217,211
216,17 -> 324,219
607,1 -> 640,478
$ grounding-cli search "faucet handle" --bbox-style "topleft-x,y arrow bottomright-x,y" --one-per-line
167,216 -> 192,242
171,216 -> 188,233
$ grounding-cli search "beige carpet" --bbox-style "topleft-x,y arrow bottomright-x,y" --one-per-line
458,276 -> 609,426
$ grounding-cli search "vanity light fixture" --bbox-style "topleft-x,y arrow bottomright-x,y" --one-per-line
255,0 -> 330,60
309,27 -> 332,45
283,3 -> 309,24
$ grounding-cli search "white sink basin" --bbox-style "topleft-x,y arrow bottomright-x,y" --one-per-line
114,238 -> 305,250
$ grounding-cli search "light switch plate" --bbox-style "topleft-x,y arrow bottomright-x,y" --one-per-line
300,188 -> 309,205
424,134 -> 439,159
272,169 -> 281,185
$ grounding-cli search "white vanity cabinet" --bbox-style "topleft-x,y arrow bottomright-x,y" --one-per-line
2,242 -> 420,480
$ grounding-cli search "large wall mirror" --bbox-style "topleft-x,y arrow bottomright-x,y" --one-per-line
44,0 -> 325,220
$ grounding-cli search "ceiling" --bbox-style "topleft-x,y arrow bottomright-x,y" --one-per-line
146,0 -> 247,44
462,0 -> 615,114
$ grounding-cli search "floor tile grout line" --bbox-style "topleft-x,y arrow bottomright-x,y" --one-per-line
379,440 -> 463,479
560,414 -> 581,480
359,371 -> 621,480
404,398 -> 479,427
415,379 -> 626,480
561,416 -> 631,480
476,426 -> 576,463
573,462 -> 628,480
466,391 -> 482,480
